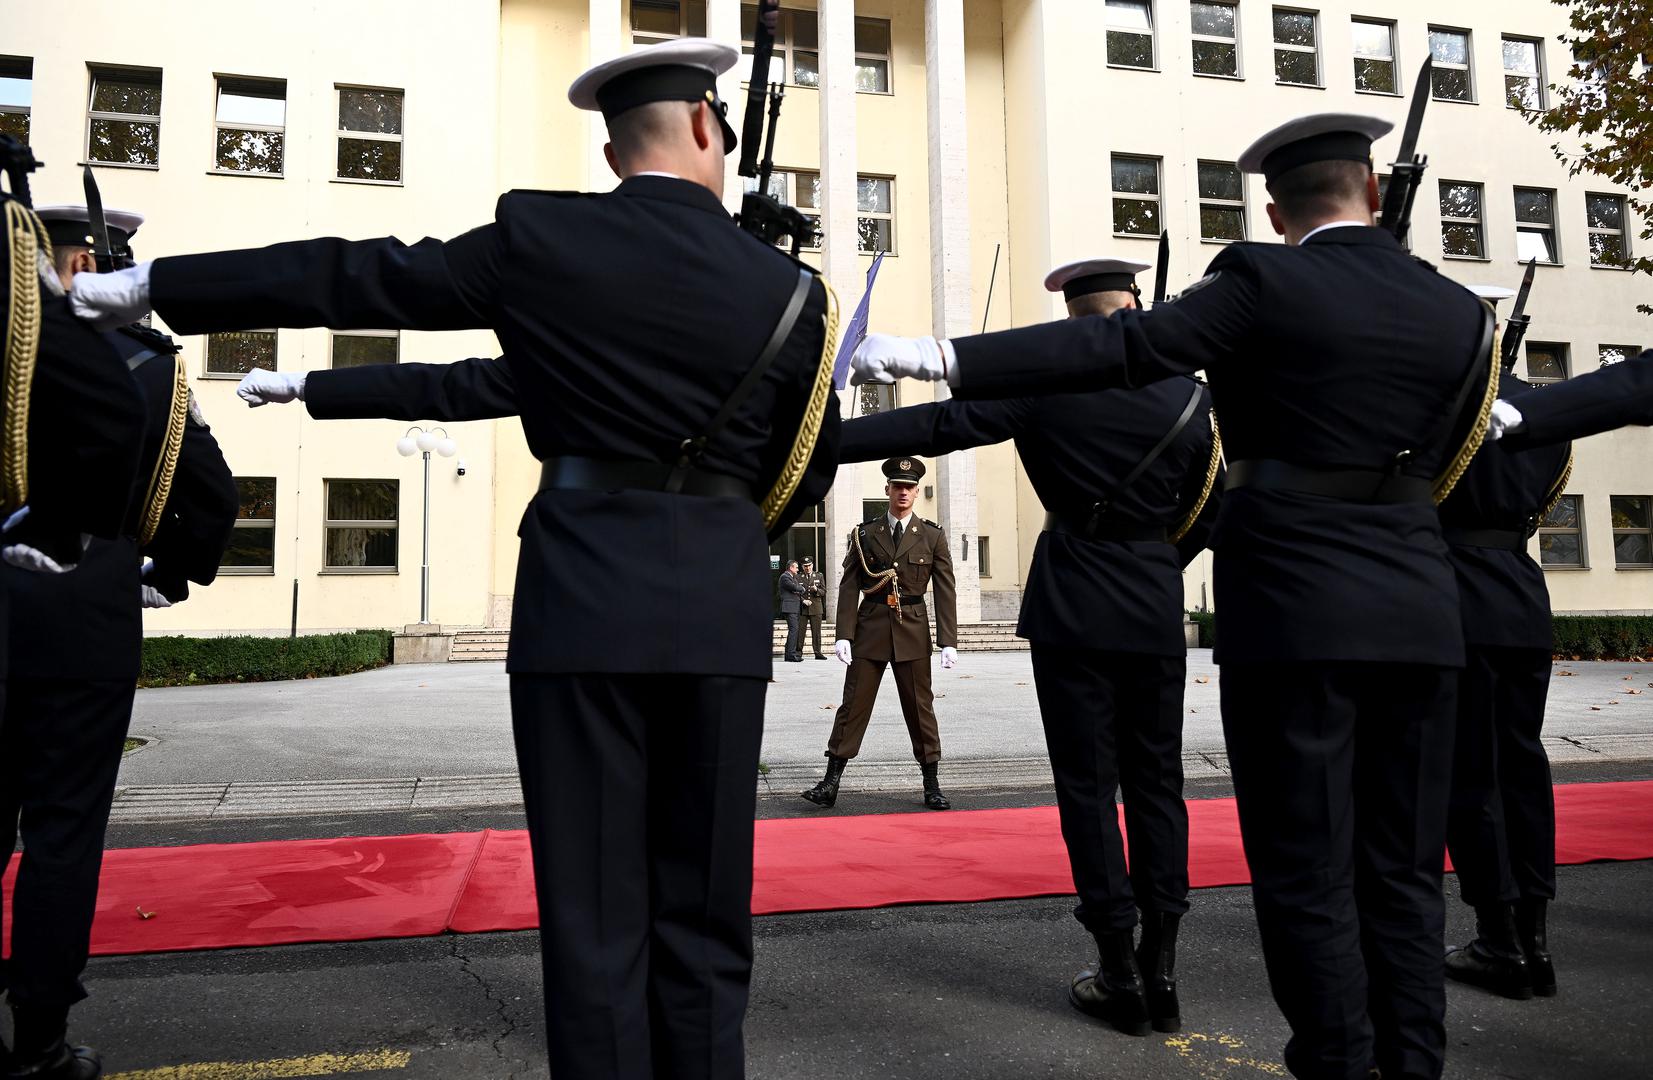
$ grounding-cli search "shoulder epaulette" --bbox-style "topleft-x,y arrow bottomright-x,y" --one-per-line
115,324 -> 182,354
921,517 -> 940,530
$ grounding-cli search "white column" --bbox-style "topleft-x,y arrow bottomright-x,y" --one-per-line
925,0 -> 981,622
707,0 -> 744,210
587,0 -> 624,191
818,0 -> 863,616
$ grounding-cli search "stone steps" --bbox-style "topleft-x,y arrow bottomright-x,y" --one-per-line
450,622 -> 1032,661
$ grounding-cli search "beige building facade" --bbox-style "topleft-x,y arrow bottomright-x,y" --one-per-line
3,0 -> 1648,637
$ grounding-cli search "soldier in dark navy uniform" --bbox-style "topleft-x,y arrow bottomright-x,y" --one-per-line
852,115 -> 1494,1080
80,35 -> 839,1080
837,257 -> 1219,1036
1,203 -> 237,1080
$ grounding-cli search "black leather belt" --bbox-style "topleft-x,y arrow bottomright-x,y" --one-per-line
1225,459 -> 1435,505
538,456 -> 754,501
1443,527 -> 1528,552
1042,511 -> 1168,543
862,594 -> 926,607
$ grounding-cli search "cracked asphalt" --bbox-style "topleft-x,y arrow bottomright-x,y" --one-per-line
29,768 -> 1651,1079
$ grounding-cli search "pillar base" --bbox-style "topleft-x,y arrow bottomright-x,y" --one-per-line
393,622 -> 454,664
1183,617 -> 1200,649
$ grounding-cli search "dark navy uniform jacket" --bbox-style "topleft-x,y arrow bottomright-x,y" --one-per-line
5,326 -> 237,680
838,379 -> 1219,656
148,175 -> 837,679
1499,349 -> 1653,450
948,226 -> 1487,666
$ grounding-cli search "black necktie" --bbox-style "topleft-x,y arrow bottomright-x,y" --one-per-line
892,521 -> 903,547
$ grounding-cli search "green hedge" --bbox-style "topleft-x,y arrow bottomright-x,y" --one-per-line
140,630 -> 394,687
1184,613 -> 1653,660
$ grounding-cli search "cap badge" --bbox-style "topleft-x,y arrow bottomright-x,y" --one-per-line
899,459 -> 912,472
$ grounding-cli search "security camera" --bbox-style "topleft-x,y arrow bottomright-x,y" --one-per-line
456,460 -> 468,477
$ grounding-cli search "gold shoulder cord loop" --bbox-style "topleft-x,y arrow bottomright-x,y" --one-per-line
2,200 -> 47,514
849,524 -> 898,598
1169,410 -> 1222,546
759,275 -> 840,531
1431,303 -> 1502,505
138,354 -> 189,545
1539,451 -> 1574,522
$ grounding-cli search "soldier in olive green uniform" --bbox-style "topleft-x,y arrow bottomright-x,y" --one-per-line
802,457 -> 958,810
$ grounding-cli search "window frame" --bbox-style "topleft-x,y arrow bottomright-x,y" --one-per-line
1350,16 -> 1400,96
852,16 -> 894,95
1110,153 -> 1164,239
210,75 -> 287,179
334,83 -> 405,187
1537,493 -> 1586,570
977,535 -> 992,578
85,64 -> 163,169
1586,192 -> 1632,269
1197,159 -> 1247,244
1428,25 -> 1476,103
739,5 -> 820,91
1190,1 -> 1243,80
329,329 -> 401,369
857,383 -> 898,416
631,0 -> 706,45
856,174 -> 896,256
202,329 -> 279,380
1271,7 -> 1322,88
0,55 -> 32,144
1599,344 -> 1641,368
1513,186 -> 1561,265
1105,0 -> 1159,72
1525,341 -> 1570,385
1610,496 -> 1653,570
221,476 -> 278,575
1438,179 -> 1487,261
1501,34 -> 1546,111
321,478 -> 400,575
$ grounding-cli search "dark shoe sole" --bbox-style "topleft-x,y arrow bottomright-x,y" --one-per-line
798,792 -> 837,808
1151,1016 -> 1181,1034
1068,978 -> 1151,1037
1445,962 -> 1535,1001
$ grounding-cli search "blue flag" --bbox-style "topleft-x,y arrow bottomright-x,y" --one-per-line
832,251 -> 885,390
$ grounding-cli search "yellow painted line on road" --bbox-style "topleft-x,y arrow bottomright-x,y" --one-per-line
105,1049 -> 411,1080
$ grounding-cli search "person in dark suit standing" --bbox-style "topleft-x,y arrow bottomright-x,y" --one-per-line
800,457 -> 958,811
778,559 -> 804,661
2,202 -> 237,1080
851,115 -> 1499,1080
797,555 -> 827,658
836,257 -> 1220,1037
92,33 -> 842,1080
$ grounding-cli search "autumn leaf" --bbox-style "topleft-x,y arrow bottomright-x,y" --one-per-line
136,906 -> 156,920
1194,676 -> 1211,684
1557,670 -> 1577,677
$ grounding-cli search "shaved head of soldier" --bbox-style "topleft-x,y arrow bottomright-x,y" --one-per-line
1066,289 -> 1139,320
603,100 -> 728,196
1264,160 -> 1381,245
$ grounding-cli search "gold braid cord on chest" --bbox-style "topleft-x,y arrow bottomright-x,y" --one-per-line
850,526 -> 903,622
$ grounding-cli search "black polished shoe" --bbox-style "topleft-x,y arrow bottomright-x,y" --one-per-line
814,654 -> 828,660
1136,910 -> 1182,1033
4,1046 -> 103,1080
1514,897 -> 1556,998
800,754 -> 847,808
6,1003 -> 102,1080
1069,931 -> 1150,1036
1445,903 -> 1533,1001
920,761 -> 951,810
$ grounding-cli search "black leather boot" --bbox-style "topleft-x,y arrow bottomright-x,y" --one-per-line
1445,903 -> 1533,1000
1136,910 -> 1182,1033
1070,931 -> 1150,1036
6,1002 -> 102,1079
1514,897 -> 1556,997
920,761 -> 950,810
799,755 -> 847,808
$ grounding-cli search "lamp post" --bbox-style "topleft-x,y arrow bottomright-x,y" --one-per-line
396,426 -> 458,624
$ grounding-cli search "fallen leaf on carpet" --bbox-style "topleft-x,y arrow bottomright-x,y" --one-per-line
136,907 -> 156,920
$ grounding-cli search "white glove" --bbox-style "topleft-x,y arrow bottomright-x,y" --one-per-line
68,260 -> 154,330
849,334 -> 952,386
141,584 -> 173,609
1,505 -> 29,534
940,646 -> 958,669
834,639 -> 853,665
238,368 -> 307,407
2,544 -> 72,574
1486,399 -> 1526,442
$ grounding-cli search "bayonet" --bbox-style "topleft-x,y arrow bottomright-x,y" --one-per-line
734,0 -> 811,255
1501,257 -> 1538,368
82,164 -> 116,274
1379,57 -> 1433,243
1152,231 -> 1170,306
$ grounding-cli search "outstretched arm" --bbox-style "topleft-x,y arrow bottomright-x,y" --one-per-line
839,398 -> 1032,464
1497,351 -> 1653,450
305,356 -> 519,422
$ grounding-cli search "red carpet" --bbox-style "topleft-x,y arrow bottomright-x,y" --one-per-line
5,781 -> 1651,958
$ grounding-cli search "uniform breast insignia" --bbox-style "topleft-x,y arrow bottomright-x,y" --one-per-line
1167,272 -> 1221,303
186,389 -> 207,428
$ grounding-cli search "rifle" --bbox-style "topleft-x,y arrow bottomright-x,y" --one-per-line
1378,58 -> 1433,245
0,134 -> 41,208
1501,258 -> 1538,370
734,0 -> 813,256
1151,231 -> 1170,307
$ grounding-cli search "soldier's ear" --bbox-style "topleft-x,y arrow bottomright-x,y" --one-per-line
1365,171 -> 1381,213
689,101 -> 714,153
1265,202 -> 1286,238
603,142 -> 622,181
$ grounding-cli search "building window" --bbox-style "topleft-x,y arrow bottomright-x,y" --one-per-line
741,5 -> 817,88
213,77 -> 285,176
1514,187 -> 1559,264
1351,18 -> 1398,94
1537,495 -> 1584,569
853,17 -> 893,93
743,168 -> 822,249
1191,3 -> 1240,78
336,86 -> 403,184
1429,27 -> 1474,102
1600,344 -> 1641,368
205,331 -> 277,378
1106,1 -> 1156,69
331,331 -> 399,369
859,383 -> 896,416
632,0 -> 705,44
857,176 -> 894,254
87,66 -> 162,167
0,56 -> 31,143
1526,342 -> 1569,384
862,498 -> 890,522
1612,497 -> 1653,568
978,535 -> 992,578
1439,181 -> 1485,259
1502,36 -> 1544,111
1111,154 -> 1162,237
222,477 -> 276,573
1198,161 -> 1246,242
323,479 -> 398,571
1272,8 -> 1320,87
1586,193 -> 1630,267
